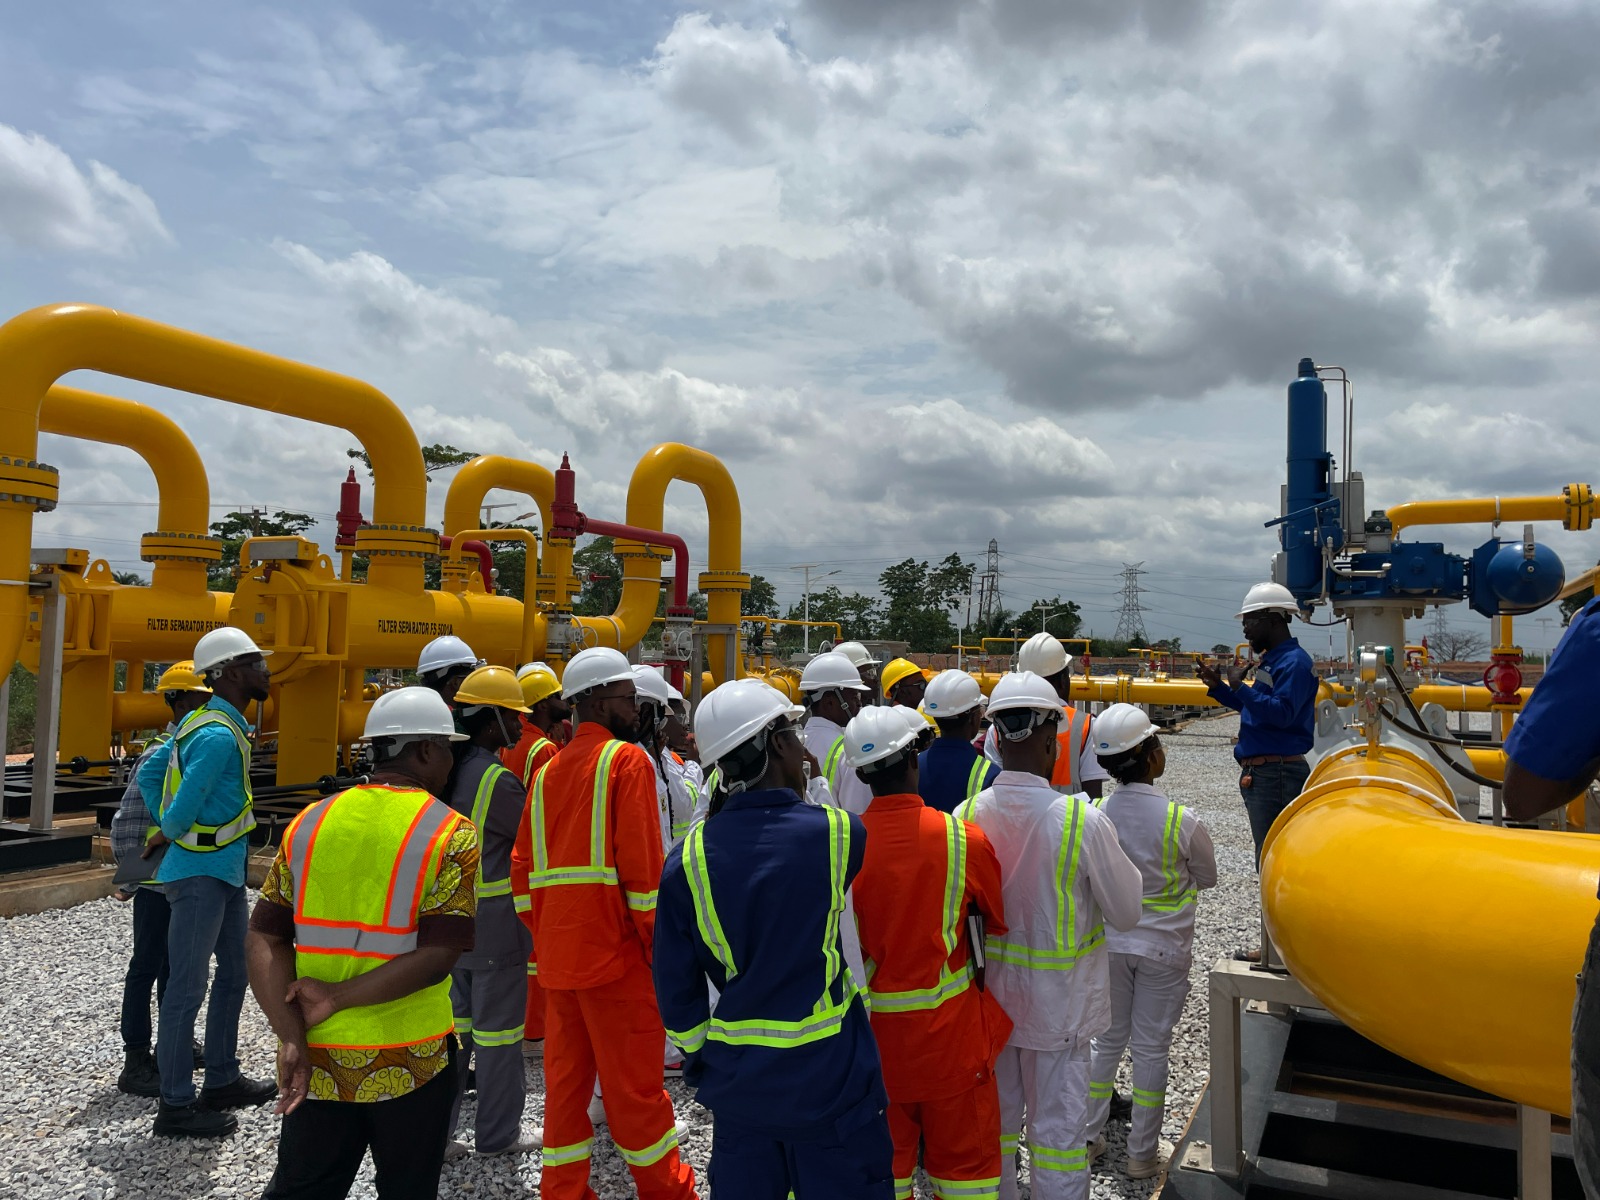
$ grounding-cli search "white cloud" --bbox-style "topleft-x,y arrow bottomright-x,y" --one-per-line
0,124 -> 170,255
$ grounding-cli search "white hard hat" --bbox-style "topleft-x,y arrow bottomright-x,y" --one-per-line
666,681 -> 686,704
1017,632 -> 1070,677
987,671 -> 1066,743
920,669 -> 985,719
417,635 -> 480,678
1237,582 -> 1301,618
562,647 -> 637,699
895,702 -> 936,732
694,678 -> 804,765
798,651 -> 872,694
192,627 -> 270,676
360,687 -> 468,742
842,706 -> 920,770
632,664 -> 672,706
516,661 -> 551,680
833,640 -> 881,668
1092,703 -> 1159,757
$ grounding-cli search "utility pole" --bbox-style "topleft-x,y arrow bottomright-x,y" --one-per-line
1034,602 -> 1066,632
789,564 -> 840,655
1114,562 -> 1148,643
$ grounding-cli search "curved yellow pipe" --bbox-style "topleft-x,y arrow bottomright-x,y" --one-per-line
39,385 -> 215,594
442,456 -> 555,547
0,302 -> 431,673
1261,742 -> 1600,1115
1387,483 -> 1594,535
625,444 -> 747,684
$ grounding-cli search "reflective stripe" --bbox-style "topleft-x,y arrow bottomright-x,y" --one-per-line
161,709 -> 256,852
513,893 -> 532,913
473,1023 -> 526,1048
894,1178 -> 914,1200
542,1138 -> 594,1168
1030,1144 -> 1088,1173
527,961 -> 539,977
988,795 -> 1102,973
1000,1133 -> 1022,1153
683,805 -> 857,1048
470,762 -> 516,900
528,741 -> 624,892
1144,801 -> 1199,912
927,1176 -> 1001,1199
1132,1085 -> 1166,1108
824,736 -> 846,793
616,1124 -> 681,1168
870,813 -> 973,1012
624,889 -> 658,912
454,1015 -> 473,1035
1088,1079 -> 1115,1099
296,926 -> 418,956
665,1018 -> 709,1053
671,779 -> 698,841
965,756 -> 990,800
520,737 -> 555,787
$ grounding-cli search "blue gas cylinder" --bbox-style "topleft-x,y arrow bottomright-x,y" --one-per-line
1486,541 -> 1565,613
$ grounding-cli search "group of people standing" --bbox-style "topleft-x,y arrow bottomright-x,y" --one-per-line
111,586 -> 1339,1199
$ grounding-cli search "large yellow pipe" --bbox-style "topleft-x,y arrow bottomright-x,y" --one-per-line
625,444 -> 748,685
1387,484 -> 1594,535
38,385 -> 217,594
442,456 -> 555,551
0,302 -> 432,675
1261,742 -> 1600,1115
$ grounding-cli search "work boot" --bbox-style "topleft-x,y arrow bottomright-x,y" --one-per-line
117,1048 -> 161,1098
199,1074 -> 278,1110
1086,1136 -> 1107,1164
154,1101 -> 238,1138
192,1039 -> 205,1070
587,1091 -> 606,1126
521,1038 -> 544,1062
1126,1139 -> 1175,1181
477,1129 -> 544,1156
1108,1090 -> 1133,1120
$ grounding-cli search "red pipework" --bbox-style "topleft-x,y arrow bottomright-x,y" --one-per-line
335,467 -> 365,548
552,451 -> 582,539
1483,652 -> 1523,707
439,534 -> 495,595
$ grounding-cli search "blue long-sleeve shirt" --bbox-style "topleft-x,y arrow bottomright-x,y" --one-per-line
918,736 -> 1000,814
1506,596 -> 1600,785
653,787 -> 887,1141
1207,637 -> 1317,760
135,696 -> 252,887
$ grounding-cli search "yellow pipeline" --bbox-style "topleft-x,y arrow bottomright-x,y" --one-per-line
0,302 -> 433,678
442,456 -> 555,589
626,444 -> 749,685
1261,741 -> 1600,1115
1387,483 -> 1594,535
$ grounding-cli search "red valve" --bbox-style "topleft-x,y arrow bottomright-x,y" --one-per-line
1483,653 -> 1524,706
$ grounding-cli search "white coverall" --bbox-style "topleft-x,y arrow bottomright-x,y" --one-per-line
958,771 -> 1142,1200
801,714 -> 870,993
1085,782 -> 1218,1160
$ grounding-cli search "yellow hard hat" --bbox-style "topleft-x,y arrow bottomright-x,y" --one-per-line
880,658 -> 922,697
156,661 -> 211,694
453,664 -> 531,712
517,662 -> 562,708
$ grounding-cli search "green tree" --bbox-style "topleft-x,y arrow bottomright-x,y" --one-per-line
879,554 -> 974,652
743,574 -> 778,616
112,570 -> 147,585
1212,643 -> 1232,654
346,443 -> 479,480
573,536 -> 623,616
208,510 -> 318,591
6,663 -> 37,753
784,585 -> 881,645
1021,597 -> 1083,640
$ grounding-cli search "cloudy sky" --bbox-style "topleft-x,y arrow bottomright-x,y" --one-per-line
4,0 -> 1598,654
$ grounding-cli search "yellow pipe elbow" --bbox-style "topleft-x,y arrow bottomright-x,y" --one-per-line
1262,741 -> 1600,1116
1387,484 -> 1594,535
442,456 -> 555,539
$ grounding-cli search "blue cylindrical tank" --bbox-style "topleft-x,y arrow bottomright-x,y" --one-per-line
1486,541 -> 1565,614
1283,358 -> 1334,595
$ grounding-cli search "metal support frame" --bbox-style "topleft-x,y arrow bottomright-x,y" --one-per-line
1204,957 -> 1321,1180
29,574 -> 65,832
1518,1104 -> 1552,1200
0,673 -> 9,760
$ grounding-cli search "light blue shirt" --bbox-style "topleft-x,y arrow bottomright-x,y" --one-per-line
136,696 -> 253,887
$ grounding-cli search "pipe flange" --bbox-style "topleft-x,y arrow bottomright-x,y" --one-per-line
355,524 -> 440,558
1565,483 -> 1595,532
141,531 -> 225,564
697,569 -> 751,593
613,538 -> 675,563
0,456 -> 60,513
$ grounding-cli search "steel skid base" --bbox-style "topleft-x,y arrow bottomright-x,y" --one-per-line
1165,962 -> 1580,1200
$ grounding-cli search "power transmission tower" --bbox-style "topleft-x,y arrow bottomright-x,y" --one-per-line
975,539 -> 1000,628
1114,562 -> 1148,642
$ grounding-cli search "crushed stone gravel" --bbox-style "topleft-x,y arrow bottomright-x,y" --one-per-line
0,712 -> 1259,1198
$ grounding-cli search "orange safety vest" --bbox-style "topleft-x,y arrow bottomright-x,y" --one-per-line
285,784 -> 465,1050
1049,706 -> 1094,793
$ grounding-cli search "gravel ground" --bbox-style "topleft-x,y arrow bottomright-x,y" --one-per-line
0,712 -> 1257,1199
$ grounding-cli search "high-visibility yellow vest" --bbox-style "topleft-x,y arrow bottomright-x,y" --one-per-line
520,737 -> 556,788
287,784 -> 465,1050
159,707 -> 256,852
470,761 -> 515,901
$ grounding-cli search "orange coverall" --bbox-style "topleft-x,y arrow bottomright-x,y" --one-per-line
510,732 -> 561,1040
852,791 -> 1013,1200
526,722 -> 697,1200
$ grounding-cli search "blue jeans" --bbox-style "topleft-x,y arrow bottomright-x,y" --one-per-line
1572,912 -> 1600,1197
120,886 -> 171,1051
158,874 -> 248,1106
1239,758 -> 1310,870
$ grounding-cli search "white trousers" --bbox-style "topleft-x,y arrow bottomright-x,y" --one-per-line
997,1040 -> 1091,1200
1085,952 -> 1191,1160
